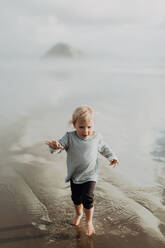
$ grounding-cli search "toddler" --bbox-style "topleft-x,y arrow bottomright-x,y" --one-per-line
46,105 -> 118,236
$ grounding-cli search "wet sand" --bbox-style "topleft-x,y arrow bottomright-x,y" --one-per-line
0,163 -> 165,248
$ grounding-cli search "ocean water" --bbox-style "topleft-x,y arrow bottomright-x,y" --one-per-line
0,55 -> 165,247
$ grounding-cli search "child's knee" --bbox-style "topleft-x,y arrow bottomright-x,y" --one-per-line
71,195 -> 82,206
82,193 -> 94,209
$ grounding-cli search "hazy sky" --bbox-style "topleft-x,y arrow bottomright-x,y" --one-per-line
1,0 -> 165,57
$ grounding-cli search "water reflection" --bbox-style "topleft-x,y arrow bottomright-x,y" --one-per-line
152,131 -> 165,163
152,131 -> 165,188
47,224 -> 94,248
75,226 -> 94,248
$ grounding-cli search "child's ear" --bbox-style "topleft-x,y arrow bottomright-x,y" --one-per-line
72,121 -> 76,128
68,120 -> 74,126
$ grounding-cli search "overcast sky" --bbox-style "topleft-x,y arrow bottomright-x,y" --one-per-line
1,0 -> 165,57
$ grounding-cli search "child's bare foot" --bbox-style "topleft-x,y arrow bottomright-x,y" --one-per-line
86,223 -> 95,236
72,214 -> 83,226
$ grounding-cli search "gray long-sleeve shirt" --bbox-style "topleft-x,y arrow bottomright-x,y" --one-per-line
50,131 -> 117,184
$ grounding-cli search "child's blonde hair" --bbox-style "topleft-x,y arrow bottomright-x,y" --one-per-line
70,105 -> 95,126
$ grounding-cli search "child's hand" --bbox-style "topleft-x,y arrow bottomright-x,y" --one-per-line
45,140 -> 64,150
110,159 -> 119,168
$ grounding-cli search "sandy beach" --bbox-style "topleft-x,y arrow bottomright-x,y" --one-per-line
0,57 -> 165,248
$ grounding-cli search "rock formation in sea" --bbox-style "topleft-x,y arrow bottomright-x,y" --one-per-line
43,43 -> 83,58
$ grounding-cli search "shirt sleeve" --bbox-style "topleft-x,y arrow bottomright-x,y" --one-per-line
98,134 -> 118,162
58,132 -> 69,150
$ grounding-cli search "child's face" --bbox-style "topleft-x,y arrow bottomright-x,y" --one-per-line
74,118 -> 95,140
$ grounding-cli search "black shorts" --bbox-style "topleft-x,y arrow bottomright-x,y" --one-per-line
70,180 -> 96,209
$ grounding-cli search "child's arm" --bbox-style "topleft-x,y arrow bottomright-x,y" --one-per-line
98,135 -> 119,167
45,140 -> 64,153
45,132 -> 69,153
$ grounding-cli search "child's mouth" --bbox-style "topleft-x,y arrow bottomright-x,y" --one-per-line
83,135 -> 88,139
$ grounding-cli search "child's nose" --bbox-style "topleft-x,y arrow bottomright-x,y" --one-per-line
84,128 -> 88,134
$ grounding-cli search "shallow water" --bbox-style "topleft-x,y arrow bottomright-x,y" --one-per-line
0,56 -> 165,247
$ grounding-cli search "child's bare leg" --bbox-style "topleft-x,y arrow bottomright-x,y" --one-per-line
84,206 -> 95,236
72,204 -> 83,226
